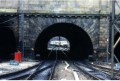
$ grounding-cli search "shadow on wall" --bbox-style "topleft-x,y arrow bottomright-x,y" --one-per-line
34,23 -> 93,60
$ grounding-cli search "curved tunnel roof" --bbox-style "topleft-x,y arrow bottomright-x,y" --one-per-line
0,27 -> 17,60
35,23 -> 93,60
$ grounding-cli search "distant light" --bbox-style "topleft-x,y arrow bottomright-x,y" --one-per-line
26,15 -> 29,17
35,15 -> 37,17
57,16 -> 60,18
0,71 -> 2,73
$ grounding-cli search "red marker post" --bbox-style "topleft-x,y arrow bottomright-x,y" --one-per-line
14,50 -> 22,62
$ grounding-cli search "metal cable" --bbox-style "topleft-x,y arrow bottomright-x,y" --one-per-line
0,17 -> 17,25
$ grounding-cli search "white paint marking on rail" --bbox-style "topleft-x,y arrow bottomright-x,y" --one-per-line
64,61 -> 71,72
72,70 -> 79,80
64,61 -> 80,80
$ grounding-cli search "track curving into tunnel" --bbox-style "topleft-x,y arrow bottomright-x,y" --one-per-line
0,27 -> 17,60
35,23 -> 93,60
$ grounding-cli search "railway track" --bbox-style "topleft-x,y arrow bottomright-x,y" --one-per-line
52,61 -> 78,80
89,63 -> 120,80
0,60 -> 115,80
0,44 -> 116,80
0,46 -> 58,80
26,47 -> 58,80
0,60 -> 57,80
25,60 -> 57,80
0,63 -> 39,80
52,60 -> 110,80
73,62 -> 112,80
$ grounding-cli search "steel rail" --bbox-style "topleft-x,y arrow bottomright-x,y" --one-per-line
0,63 -> 39,80
74,62 -> 111,80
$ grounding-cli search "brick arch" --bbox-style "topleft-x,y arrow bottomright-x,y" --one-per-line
34,23 -> 93,60
0,27 -> 17,60
28,17 -> 99,49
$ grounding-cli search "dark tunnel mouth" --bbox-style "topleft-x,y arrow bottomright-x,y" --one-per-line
0,27 -> 17,61
114,32 -> 120,62
35,23 -> 93,60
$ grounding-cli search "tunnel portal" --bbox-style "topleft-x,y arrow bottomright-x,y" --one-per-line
0,27 -> 17,60
35,23 -> 93,60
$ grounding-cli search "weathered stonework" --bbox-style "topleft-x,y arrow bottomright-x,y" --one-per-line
0,0 -> 114,14
0,15 -> 110,60
21,17 -> 100,52
0,16 -> 19,44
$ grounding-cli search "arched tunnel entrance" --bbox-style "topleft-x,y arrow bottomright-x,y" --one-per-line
0,27 -> 17,61
35,23 -> 93,60
114,32 -> 120,62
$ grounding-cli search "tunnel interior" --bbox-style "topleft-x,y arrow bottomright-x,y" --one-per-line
35,23 -> 93,60
47,36 -> 70,51
114,32 -> 120,62
0,27 -> 17,61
